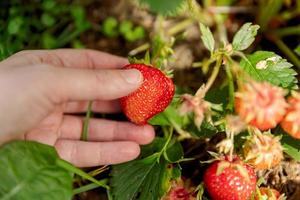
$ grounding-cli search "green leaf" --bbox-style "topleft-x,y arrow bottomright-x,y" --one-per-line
8,17 -> 23,35
274,128 -> 300,162
283,143 -> 300,162
188,119 -> 218,138
41,13 -> 56,27
164,140 -> 184,162
70,5 -> 88,29
42,33 -> 56,49
42,0 -> 56,11
148,112 -> 170,126
240,51 -> 298,89
294,44 -> 300,56
149,103 -> 184,127
232,23 -> 260,51
199,23 -> 215,53
113,159 -> 169,200
111,137 -> 183,199
140,138 -> 165,158
102,17 -> 119,38
0,141 -> 73,200
110,157 -> 172,200
138,0 -> 185,16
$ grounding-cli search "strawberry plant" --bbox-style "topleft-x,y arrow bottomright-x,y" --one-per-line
1,0 -> 300,200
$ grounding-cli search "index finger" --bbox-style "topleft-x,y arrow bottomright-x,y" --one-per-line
5,49 -> 128,69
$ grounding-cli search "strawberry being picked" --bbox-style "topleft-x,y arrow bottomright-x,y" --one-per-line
203,155 -> 257,200
120,64 -> 175,125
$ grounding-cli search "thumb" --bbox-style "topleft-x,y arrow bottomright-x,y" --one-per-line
44,65 -> 143,102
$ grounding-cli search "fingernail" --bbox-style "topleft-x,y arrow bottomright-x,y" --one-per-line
122,69 -> 142,84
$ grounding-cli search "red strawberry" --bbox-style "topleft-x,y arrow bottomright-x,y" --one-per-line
120,64 -> 175,124
281,92 -> 300,139
203,156 -> 257,200
235,81 -> 287,130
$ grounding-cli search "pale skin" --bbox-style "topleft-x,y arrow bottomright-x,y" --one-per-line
0,49 -> 155,167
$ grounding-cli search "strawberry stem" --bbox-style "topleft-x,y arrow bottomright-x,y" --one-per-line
225,63 -> 235,112
81,101 -> 93,141
204,55 -> 222,93
56,159 -> 109,189
229,130 -> 235,162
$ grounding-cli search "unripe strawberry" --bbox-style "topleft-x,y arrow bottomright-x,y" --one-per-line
281,92 -> 300,139
243,130 -> 283,170
162,187 -> 193,200
255,187 -> 282,200
235,81 -> 287,130
120,64 -> 175,124
203,156 -> 257,200
161,178 -> 195,200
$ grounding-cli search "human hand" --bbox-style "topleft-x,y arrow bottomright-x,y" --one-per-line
0,49 -> 155,167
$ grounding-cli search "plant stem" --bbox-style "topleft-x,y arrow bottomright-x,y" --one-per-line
229,130 -> 234,162
167,18 -> 194,36
271,35 -> 300,69
129,18 -> 194,56
129,43 -> 150,56
73,183 -> 100,195
204,55 -> 222,93
56,159 -> 109,189
225,63 -> 234,112
81,101 -> 93,141
275,25 -> 300,37
73,165 -> 109,183
169,118 -> 191,140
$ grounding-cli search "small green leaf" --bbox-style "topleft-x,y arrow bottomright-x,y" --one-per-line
70,6 -> 85,23
8,17 -> 23,35
140,138 -> 165,158
274,128 -> 300,162
42,0 -> 56,10
72,40 -> 85,49
281,134 -> 300,162
138,0 -> 185,16
0,141 -> 73,200
42,33 -> 57,49
148,112 -> 170,125
119,20 -> 133,35
102,17 -> 119,37
199,23 -> 215,53
240,51 -> 298,89
149,104 -> 184,127
41,13 -> 56,27
284,143 -> 300,161
232,23 -> 260,51
164,140 -> 184,162
294,44 -> 300,56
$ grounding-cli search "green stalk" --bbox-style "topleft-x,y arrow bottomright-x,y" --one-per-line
73,183 -> 100,195
275,25 -> 300,37
129,18 -> 194,56
167,18 -> 194,36
225,63 -> 234,112
56,159 -> 109,189
204,55 -> 222,93
81,101 -> 93,141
